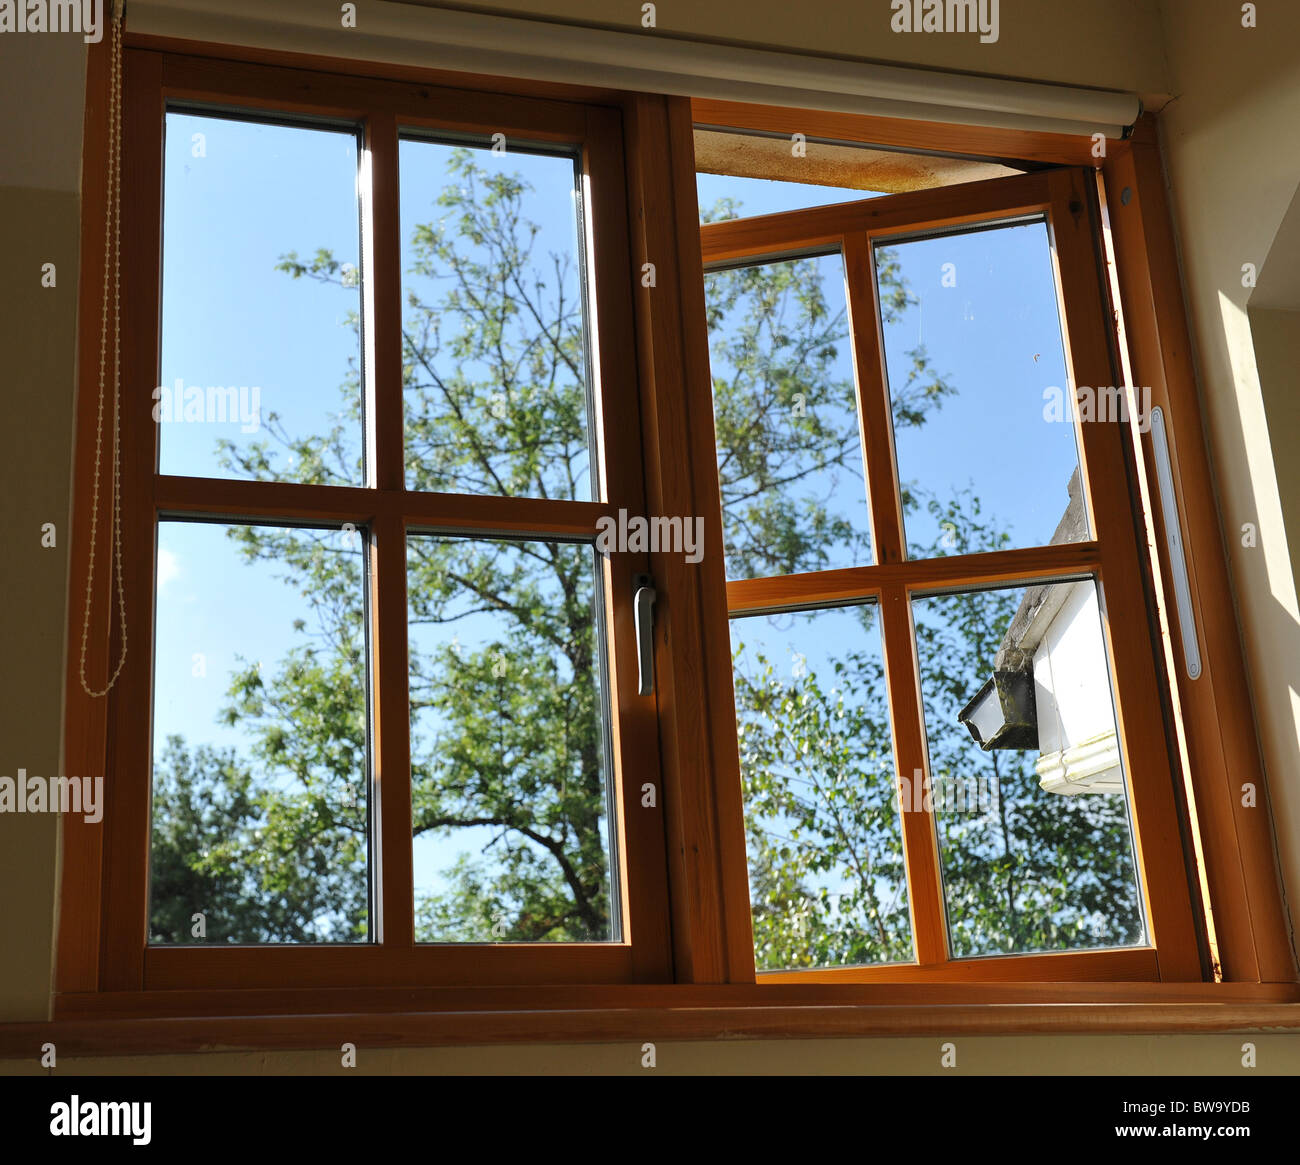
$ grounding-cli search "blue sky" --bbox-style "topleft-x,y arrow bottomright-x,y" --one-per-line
158,112 -> 363,483
155,114 -> 604,938
151,112 -> 1124,953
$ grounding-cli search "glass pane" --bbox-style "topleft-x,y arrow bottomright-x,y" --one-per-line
875,220 -> 1088,558
731,602 -> 913,970
150,520 -> 370,944
697,172 -> 880,221
399,137 -> 594,499
159,112 -> 364,484
706,253 -> 872,580
913,579 -> 1146,957
407,535 -> 616,942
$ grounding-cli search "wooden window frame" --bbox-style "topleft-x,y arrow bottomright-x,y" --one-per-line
687,98 -> 1295,990
64,46 -> 674,994
698,167 -> 1201,983
42,35 -> 1297,1046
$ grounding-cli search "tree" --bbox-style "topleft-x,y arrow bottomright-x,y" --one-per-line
734,492 -> 1142,970
149,150 -> 1142,966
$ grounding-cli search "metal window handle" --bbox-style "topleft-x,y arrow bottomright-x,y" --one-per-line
634,574 -> 657,697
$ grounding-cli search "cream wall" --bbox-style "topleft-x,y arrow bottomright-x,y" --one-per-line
0,0 -> 1296,1072
413,0 -> 1174,96
0,31 -> 85,1024
1156,0 -> 1300,942
1247,308 -> 1300,594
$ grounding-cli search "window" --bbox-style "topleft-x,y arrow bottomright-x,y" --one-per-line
699,166 -> 1201,981
62,48 -> 1275,1023
83,53 -> 670,991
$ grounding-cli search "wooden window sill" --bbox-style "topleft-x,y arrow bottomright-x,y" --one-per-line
1,983 -> 1296,1057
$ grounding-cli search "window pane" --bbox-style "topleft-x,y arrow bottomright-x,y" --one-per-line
407,535 -> 616,942
875,220 -> 1088,557
159,112 -> 364,484
706,253 -> 873,580
912,580 -> 1146,957
697,172 -> 879,220
399,137 -> 595,500
731,602 -> 913,970
149,520 -> 371,944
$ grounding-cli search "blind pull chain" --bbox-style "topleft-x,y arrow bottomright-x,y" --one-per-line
79,0 -> 127,698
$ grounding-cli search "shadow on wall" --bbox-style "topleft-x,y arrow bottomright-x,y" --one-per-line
1246,173 -> 1300,751
1201,166 -> 1300,962
1250,178 -> 1300,609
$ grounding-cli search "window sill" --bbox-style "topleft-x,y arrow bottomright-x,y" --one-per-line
2,983 -> 1296,1057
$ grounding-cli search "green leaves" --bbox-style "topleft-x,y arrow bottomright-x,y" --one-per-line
148,737 -> 368,943
734,616 -> 912,970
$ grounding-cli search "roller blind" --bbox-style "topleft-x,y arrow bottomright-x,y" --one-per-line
131,0 -> 1140,138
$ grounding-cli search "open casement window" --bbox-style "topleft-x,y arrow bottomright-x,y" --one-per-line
699,168 -> 1202,982
78,52 -> 673,991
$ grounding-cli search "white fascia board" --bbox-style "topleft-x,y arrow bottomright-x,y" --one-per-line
1037,731 -> 1125,796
